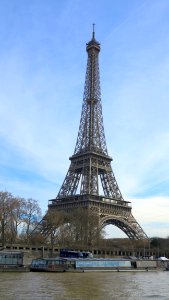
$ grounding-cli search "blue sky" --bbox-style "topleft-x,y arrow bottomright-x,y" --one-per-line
0,0 -> 169,238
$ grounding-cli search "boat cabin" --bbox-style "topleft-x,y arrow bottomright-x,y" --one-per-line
0,251 -> 23,267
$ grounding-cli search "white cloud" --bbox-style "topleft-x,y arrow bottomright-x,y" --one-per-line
132,196 -> 169,223
132,196 -> 169,238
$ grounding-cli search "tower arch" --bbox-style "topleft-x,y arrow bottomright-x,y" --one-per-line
100,215 -> 146,240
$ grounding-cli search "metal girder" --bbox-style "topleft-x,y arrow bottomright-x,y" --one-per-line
101,215 -> 148,240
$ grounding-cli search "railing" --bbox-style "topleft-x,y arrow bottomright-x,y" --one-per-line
49,194 -> 131,208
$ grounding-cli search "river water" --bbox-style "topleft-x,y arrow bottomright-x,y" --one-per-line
0,271 -> 169,300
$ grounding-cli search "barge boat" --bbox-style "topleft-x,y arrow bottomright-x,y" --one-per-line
30,257 -> 158,272
30,250 -> 159,272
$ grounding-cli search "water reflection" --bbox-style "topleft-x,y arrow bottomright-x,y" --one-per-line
0,271 -> 169,300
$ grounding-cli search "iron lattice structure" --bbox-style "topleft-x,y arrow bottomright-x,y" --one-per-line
48,30 -> 148,240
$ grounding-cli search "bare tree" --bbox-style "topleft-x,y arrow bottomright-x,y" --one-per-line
22,198 -> 42,243
0,191 -> 14,245
7,197 -> 26,243
44,210 -> 66,246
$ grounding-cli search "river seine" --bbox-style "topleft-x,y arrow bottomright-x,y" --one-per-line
0,271 -> 169,299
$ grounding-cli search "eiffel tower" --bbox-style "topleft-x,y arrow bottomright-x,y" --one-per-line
48,27 -> 148,240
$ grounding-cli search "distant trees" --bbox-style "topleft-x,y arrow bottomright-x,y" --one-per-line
40,208 -> 105,248
67,208 -> 104,247
0,191 -> 42,245
150,237 -> 169,250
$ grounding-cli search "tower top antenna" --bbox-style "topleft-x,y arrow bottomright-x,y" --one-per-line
92,23 -> 95,39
